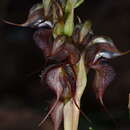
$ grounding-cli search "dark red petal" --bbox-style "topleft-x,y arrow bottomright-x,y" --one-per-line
33,29 -> 52,57
90,59 -> 118,126
43,65 -> 64,98
91,60 -> 115,100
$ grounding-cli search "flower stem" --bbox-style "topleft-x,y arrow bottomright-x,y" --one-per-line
63,54 -> 87,130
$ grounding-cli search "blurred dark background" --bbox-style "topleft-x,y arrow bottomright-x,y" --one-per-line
0,0 -> 130,130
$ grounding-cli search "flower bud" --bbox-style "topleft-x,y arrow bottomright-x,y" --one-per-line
79,20 -> 92,43
53,21 -> 64,38
64,9 -> 74,36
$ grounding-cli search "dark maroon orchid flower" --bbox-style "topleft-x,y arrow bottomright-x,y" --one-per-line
85,36 -> 122,101
3,4 -> 52,28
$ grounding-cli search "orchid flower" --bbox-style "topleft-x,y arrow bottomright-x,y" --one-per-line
3,0 -> 130,130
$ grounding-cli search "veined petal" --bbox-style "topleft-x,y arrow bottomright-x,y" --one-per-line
39,65 -> 65,126
91,60 -> 115,100
33,29 -> 52,57
42,65 -> 64,98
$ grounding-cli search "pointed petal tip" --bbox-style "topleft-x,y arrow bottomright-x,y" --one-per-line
38,100 -> 59,127
2,19 -> 27,27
